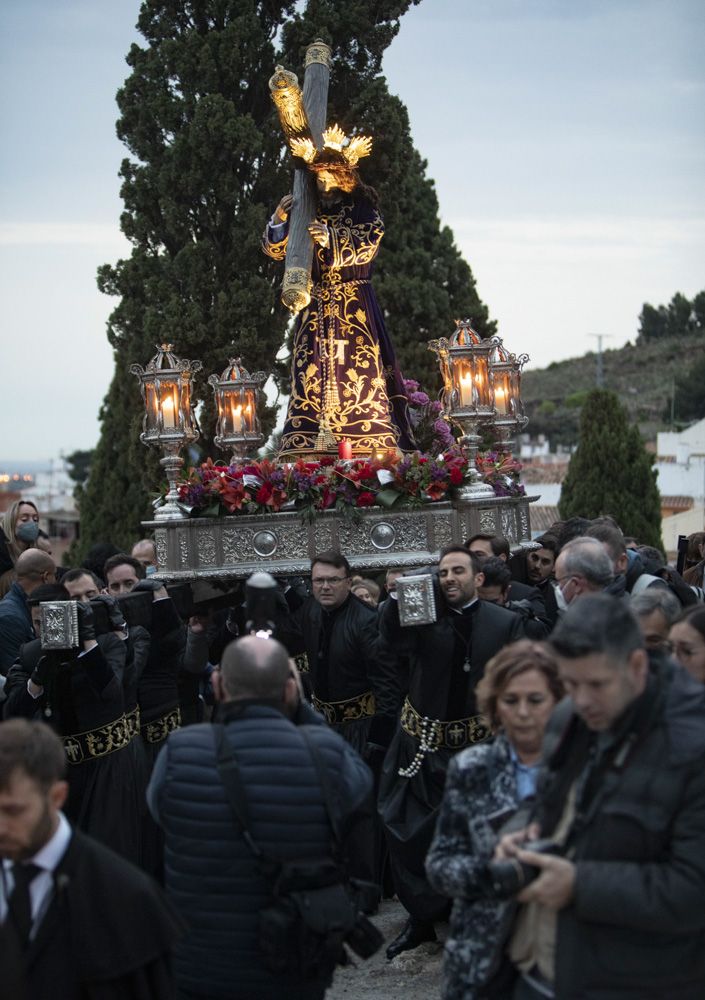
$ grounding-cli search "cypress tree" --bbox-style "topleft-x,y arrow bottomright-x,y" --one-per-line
559,389 -> 662,548
77,0 -> 294,555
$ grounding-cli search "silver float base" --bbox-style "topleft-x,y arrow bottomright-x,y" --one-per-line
146,495 -> 538,582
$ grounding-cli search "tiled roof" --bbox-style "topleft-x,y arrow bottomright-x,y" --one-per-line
528,505 -> 561,534
521,464 -> 569,484
660,496 -> 695,511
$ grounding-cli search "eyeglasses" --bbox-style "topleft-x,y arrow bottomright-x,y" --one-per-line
555,575 -> 580,590
312,576 -> 348,587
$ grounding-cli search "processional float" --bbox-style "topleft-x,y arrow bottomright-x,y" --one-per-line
132,41 -> 536,581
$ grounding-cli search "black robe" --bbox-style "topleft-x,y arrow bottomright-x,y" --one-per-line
378,596 -> 523,921
2,828 -> 184,1000
3,636 -> 142,865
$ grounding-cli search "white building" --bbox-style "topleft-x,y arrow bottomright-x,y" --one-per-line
656,419 -> 705,553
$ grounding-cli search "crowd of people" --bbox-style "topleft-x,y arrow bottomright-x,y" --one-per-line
1,506 -> 705,999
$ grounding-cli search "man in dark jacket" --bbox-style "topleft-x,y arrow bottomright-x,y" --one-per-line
498,594 -> 705,1000
0,550 -> 55,676
147,635 -> 372,1000
276,550 -> 400,753
0,718 -> 182,1000
379,545 -> 523,958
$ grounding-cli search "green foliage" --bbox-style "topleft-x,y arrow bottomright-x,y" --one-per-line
537,400 -> 556,416
559,389 -> 662,548
565,390 -> 589,409
671,352 -> 705,424
65,450 -> 94,486
81,0 -> 494,557
638,289 -> 703,342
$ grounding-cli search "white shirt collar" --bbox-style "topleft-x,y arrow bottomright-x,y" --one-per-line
451,597 -> 479,614
27,811 -> 71,873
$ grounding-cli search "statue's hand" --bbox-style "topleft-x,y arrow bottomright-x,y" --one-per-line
308,221 -> 330,248
275,194 -> 293,222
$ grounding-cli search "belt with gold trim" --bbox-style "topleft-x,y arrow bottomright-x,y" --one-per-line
141,706 -> 182,745
400,697 -> 491,750
62,714 -> 132,766
313,276 -> 371,294
312,691 -> 375,727
125,706 -> 140,740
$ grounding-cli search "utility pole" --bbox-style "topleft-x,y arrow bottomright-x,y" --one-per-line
588,334 -> 612,388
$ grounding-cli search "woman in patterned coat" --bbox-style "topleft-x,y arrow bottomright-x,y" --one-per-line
426,641 -> 563,999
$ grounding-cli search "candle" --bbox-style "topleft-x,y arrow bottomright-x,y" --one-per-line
459,371 -> 473,407
338,438 -> 352,459
494,385 -> 508,415
231,401 -> 243,434
161,394 -> 176,428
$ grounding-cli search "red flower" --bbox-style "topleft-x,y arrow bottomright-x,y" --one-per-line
221,482 -> 247,512
449,467 -> 464,485
319,456 -> 335,467
255,483 -> 273,504
426,482 -> 448,501
319,487 -> 337,510
356,491 -> 376,508
267,488 -> 287,512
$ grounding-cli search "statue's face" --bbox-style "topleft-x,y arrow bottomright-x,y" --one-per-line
316,170 -> 342,195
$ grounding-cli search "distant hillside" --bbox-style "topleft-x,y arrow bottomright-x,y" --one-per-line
521,332 -> 705,447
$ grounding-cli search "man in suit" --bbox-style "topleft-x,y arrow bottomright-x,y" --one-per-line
378,545 -> 523,958
0,718 -> 182,999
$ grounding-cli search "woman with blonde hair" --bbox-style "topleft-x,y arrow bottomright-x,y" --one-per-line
426,641 -> 564,999
0,498 -> 41,596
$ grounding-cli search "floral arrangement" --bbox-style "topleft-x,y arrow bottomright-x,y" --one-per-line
404,378 -> 456,454
475,451 -> 525,498
176,447 -> 523,519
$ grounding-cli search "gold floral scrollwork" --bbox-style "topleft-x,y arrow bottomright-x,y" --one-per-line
142,707 -> 182,745
268,66 -> 309,138
305,40 -> 332,68
62,714 -> 132,765
282,268 -> 312,313
312,691 -> 376,726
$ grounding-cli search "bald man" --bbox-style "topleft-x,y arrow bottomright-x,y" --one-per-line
131,539 -> 158,575
148,636 -> 372,1000
0,549 -> 56,674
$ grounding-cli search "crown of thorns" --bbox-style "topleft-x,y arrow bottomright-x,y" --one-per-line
289,125 -> 372,170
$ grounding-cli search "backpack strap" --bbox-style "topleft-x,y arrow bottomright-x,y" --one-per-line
212,723 -> 264,860
212,722 -> 343,859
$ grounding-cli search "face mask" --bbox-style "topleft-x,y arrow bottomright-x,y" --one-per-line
146,565 -> 157,576
16,521 -> 40,543
554,582 -> 568,613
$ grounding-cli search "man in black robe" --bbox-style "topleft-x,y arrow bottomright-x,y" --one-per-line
0,718 -> 182,999
378,545 -> 523,958
3,584 -> 142,865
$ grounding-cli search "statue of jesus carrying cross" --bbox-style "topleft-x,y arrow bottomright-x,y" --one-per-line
262,41 -> 415,460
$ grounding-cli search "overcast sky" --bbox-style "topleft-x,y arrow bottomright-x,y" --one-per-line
1,0 -> 703,463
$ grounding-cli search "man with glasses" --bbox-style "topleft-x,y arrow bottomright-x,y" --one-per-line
553,537 -> 614,609
277,551 -> 399,753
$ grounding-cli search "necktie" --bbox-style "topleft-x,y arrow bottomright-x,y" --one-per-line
8,862 -> 42,946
